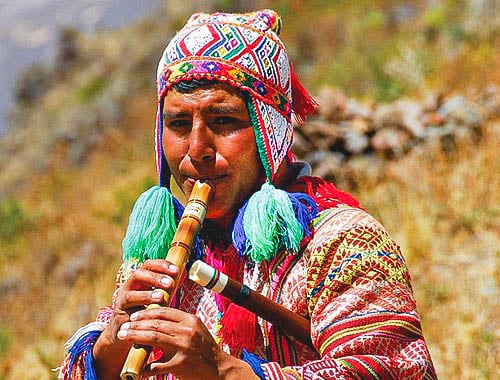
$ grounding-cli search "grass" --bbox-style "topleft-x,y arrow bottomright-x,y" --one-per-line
0,0 -> 498,378
351,123 -> 499,378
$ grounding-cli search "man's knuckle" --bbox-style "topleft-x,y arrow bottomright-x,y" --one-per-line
150,331 -> 161,342
185,314 -> 199,326
152,320 -> 161,330
123,292 -> 133,304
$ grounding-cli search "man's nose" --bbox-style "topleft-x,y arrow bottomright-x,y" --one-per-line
187,120 -> 216,163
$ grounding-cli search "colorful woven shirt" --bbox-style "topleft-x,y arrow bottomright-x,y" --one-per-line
59,181 -> 436,380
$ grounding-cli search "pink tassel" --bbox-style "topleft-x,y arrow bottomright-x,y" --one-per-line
291,66 -> 318,124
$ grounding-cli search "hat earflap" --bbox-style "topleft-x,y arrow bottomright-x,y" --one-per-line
231,97 -> 318,262
232,182 -> 319,262
122,97 -> 203,268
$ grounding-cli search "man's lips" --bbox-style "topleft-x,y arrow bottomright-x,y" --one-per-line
184,175 -> 227,186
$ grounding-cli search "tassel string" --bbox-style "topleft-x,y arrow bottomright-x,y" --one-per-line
232,184 -> 317,262
67,330 -> 100,380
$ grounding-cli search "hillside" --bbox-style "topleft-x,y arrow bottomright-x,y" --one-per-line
0,1 -> 498,379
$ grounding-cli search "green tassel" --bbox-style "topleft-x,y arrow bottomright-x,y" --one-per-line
243,183 -> 303,262
122,186 -> 177,264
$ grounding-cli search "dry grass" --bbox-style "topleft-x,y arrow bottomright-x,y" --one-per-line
1,112 -> 497,379
351,122 -> 499,379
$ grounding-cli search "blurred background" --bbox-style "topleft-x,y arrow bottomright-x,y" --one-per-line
0,0 -> 498,378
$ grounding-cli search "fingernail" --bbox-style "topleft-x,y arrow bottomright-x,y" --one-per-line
168,263 -> 178,273
150,363 -> 159,371
160,277 -> 172,287
130,312 -> 139,321
152,290 -> 164,300
117,330 -> 128,339
121,322 -> 131,330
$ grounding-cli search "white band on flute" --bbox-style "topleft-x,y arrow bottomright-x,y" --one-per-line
189,260 -> 228,294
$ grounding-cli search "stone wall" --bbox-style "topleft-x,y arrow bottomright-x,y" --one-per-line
292,85 -> 499,179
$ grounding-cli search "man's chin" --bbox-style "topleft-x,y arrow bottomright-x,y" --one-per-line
205,206 -> 235,228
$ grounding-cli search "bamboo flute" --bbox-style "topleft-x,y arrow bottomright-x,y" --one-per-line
120,180 -> 213,380
188,260 -> 311,345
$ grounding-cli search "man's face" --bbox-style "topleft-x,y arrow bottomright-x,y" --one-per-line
162,83 -> 262,226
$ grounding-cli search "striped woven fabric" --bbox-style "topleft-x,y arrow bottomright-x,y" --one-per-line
60,198 -> 436,379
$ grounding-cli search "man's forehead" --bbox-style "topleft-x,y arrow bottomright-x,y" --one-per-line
163,84 -> 247,115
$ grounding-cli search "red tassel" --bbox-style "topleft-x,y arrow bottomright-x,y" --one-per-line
288,176 -> 363,211
220,303 -> 257,353
291,66 -> 318,124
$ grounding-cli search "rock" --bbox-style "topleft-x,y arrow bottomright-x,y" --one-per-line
344,128 -> 370,155
373,99 -> 426,137
371,128 -> 410,157
286,87 -> 490,171
305,150 -> 344,178
477,85 -> 499,118
316,87 -> 348,121
425,125 -> 454,139
292,130 -> 314,157
0,273 -> 26,295
300,120 -> 341,149
421,111 -> 445,127
346,99 -> 373,119
56,241 -> 99,286
349,117 -> 372,135
421,91 -> 444,111
438,96 -> 484,128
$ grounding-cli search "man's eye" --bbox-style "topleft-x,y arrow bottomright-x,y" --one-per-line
213,116 -> 236,125
167,119 -> 190,129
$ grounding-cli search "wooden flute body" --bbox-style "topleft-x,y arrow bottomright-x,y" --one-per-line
120,180 -> 213,380
188,260 -> 311,345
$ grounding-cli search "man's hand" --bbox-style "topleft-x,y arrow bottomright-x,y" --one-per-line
93,259 -> 179,379
93,259 -> 258,379
118,307 -> 224,379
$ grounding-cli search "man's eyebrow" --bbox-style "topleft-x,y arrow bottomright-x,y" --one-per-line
208,105 -> 244,114
162,111 -> 189,119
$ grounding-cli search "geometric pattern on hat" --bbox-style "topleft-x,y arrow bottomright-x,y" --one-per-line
156,9 -> 294,183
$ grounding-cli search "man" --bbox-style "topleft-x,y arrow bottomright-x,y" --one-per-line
60,10 -> 436,379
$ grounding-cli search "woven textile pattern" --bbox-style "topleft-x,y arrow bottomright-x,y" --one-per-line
59,204 -> 436,379
259,207 -> 436,379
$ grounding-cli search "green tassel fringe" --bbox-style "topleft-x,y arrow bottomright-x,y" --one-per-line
243,183 -> 303,262
122,186 -> 177,264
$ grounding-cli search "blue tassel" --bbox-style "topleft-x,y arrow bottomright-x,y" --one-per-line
232,200 -> 249,256
67,330 -> 100,380
172,195 -> 185,221
241,349 -> 268,380
287,192 -> 318,238
232,188 -> 318,261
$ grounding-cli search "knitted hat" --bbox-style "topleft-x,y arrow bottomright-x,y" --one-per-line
155,9 -> 317,186
122,10 -> 318,266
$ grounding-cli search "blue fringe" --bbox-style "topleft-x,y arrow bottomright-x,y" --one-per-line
287,192 -> 318,238
241,349 -> 268,379
172,195 -> 185,221
232,191 -> 318,259
232,200 -> 249,256
67,330 -> 100,380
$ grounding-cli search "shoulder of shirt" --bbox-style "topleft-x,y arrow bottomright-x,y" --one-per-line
308,205 -> 387,248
